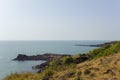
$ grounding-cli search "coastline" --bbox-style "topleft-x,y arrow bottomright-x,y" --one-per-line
0,40 -> 104,80
13,41 -> 117,73
5,41 -> 120,80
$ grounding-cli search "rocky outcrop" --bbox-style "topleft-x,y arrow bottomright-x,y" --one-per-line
13,53 -> 70,61
13,53 -> 71,73
33,61 -> 50,73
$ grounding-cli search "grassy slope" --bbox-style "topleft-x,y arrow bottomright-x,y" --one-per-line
76,52 -> 120,80
88,41 -> 120,59
4,41 -> 120,80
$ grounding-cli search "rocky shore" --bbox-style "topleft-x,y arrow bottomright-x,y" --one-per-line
13,53 -> 70,73
5,41 -> 120,80
13,53 -> 70,61
13,41 -> 118,73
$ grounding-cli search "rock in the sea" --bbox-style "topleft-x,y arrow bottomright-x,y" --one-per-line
13,53 -> 70,61
14,54 -> 28,61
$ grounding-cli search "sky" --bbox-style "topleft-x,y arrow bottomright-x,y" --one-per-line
0,0 -> 120,40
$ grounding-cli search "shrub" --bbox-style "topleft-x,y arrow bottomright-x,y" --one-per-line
88,41 -> 120,59
72,54 -> 81,59
40,67 -> 54,79
62,56 -> 73,65
49,59 -> 62,68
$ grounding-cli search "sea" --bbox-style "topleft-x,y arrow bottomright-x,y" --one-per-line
0,40 -> 109,79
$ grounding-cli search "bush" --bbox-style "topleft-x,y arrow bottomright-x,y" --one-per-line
88,41 -> 120,59
62,56 -> 73,65
72,54 -> 81,59
49,59 -> 62,68
40,67 -> 54,79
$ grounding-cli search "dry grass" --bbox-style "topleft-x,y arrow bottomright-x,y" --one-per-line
4,53 -> 120,80
77,53 -> 120,80
41,53 -> 120,80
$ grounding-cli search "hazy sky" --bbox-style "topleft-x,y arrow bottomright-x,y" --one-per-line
0,0 -> 120,40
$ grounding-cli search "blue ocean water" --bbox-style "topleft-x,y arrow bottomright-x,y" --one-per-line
0,40 -> 109,79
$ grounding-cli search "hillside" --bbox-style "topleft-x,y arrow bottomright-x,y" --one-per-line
4,41 -> 120,80
76,52 -> 120,80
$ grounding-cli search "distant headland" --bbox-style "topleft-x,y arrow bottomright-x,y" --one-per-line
75,41 -> 117,47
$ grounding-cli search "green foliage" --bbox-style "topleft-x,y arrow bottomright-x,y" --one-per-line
40,56 -> 75,79
40,66 -> 54,79
49,59 -> 61,67
72,54 -> 82,59
89,41 -> 120,59
88,48 -> 105,59
62,56 -> 73,65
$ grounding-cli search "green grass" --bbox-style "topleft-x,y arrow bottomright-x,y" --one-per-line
88,41 -> 120,59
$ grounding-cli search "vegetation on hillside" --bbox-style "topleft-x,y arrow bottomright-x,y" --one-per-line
88,41 -> 120,59
4,41 -> 120,80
